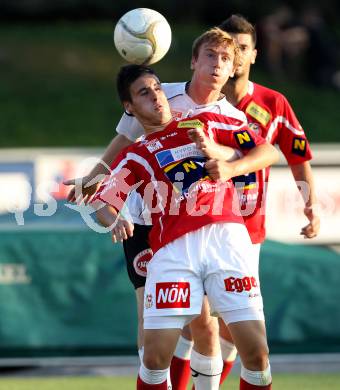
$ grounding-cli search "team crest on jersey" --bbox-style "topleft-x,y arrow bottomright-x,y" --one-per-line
177,119 -> 204,129
145,294 -> 153,309
145,139 -> 163,153
171,110 -> 184,121
133,248 -> 153,277
246,102 -> 271,126
248,122 -> 261,135
234,130 -> 256,149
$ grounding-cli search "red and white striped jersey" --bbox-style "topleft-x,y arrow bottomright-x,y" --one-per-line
233,81 -> 313,243
96,112 -> 266,254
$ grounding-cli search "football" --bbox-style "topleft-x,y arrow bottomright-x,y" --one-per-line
113,8 -> 172,65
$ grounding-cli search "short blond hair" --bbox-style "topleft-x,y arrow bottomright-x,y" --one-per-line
192,27 -> 240,66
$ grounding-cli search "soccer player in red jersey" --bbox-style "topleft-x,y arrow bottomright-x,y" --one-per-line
207,14 -> 320,385
94,63 -> 279,390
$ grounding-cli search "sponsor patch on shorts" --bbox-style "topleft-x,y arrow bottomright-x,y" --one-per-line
156,282 -> 190,309
133,248 -> 153,277
224,276 -> 258,293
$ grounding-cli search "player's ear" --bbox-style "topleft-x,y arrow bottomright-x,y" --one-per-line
123,101 -> 133,115
251,49 -> 257,64
190,56 -> 196,71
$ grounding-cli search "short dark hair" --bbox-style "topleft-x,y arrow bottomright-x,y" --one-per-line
219,14 -> 257,47
116,64 -> 156,103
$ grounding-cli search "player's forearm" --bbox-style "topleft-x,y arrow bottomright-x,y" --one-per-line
95,205 -> 119,227
290,161 -> 316,207
209,143 -> 239,161
88,134 -> 133,179
229,144 -> 279,177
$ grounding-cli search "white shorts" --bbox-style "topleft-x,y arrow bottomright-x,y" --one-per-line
143,222 -> 263,327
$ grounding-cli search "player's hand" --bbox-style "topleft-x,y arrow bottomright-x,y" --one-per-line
205,159 -> 235,181
63,175 -> 103,205
187,128 -> 217,159
112,217 -> 134,243
300,206 -> 320,239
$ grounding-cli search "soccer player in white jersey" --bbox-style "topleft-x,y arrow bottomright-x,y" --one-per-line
93,63 -> 279,390
65,27 -> 251,389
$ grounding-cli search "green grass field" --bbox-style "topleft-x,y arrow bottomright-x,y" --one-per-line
0,374 -> 340,390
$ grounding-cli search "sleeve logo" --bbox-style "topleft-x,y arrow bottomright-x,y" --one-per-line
234,130 -> 255,149
292,137 -> 306,156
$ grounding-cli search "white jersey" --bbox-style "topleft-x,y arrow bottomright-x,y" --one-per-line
116,82 -> 247,141
116,82 -> 247,225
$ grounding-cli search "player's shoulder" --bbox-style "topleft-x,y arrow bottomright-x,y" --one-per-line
194,111 -> 245,126
219,98 -> 247,122
161,82 -> 186,99
252,82 -> 288,103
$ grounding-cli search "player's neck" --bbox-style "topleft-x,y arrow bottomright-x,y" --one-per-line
187,79 -> 223,105
222,75 -> 249,107
144,118 -> 173,135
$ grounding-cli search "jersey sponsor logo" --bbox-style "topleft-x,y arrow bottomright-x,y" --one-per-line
164,157 -> 208,194
133,248 -> 153,277
160,131 -> 178,141
145,294 -> 153,309
224,276 -> 258,293
232,172 -> 257,190
155,143 -> 203,168
246,102 -> 271,126
156,282 -> 190,309
177,119 -> 204,129
145,139 -> 163,153
292,137 -> 306,156
234,130 -> 256,149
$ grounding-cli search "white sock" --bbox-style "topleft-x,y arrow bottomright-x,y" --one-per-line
241,362 -> 272,386
138,347 -> 144,363
190,349 -> 223,390
139,361 -> 169,385
219,337 -> 237,362
174,335 -> 193,359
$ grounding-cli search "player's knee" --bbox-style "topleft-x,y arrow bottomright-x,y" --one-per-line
143,352 -> 168,370
242,344 -> 269,371
191,314 -> 219,338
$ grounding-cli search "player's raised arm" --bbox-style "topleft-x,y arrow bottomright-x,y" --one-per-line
64,133 -> 132,204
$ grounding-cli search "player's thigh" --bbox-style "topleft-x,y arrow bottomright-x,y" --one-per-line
143,327 -> 183,369
204,223 -> 263,316
144,236 -> 204,322
135,286 -> 145,322
218,317 -> 233,342
123,224 -> 152,289
227,319 -> 269,367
